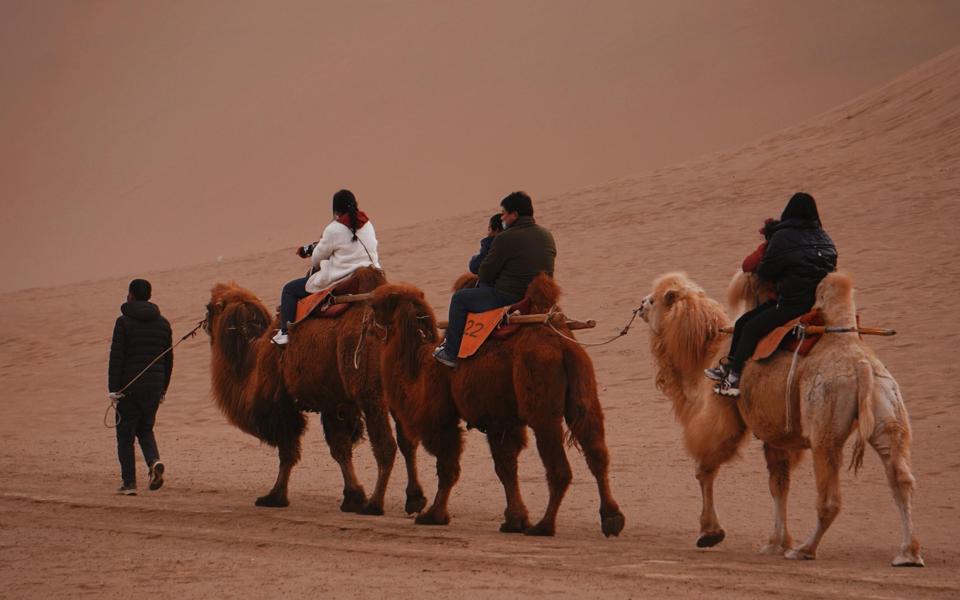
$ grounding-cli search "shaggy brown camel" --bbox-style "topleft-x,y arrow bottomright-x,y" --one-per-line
369,275 -> 625,537
205,266 -> 427,515
637,271 -> 923,566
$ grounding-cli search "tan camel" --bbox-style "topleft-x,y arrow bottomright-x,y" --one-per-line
637,271 -> 923,566
369,275 -> 625,537
205,266 -> 426,515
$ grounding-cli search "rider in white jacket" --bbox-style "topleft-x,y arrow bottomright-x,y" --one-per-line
273,189 -> 380,345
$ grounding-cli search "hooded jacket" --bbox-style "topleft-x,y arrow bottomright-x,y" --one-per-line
108,301 -> 173,395
757,194 -> 838,302
478,216 -> 556,299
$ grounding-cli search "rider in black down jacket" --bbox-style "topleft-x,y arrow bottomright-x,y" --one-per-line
707,192 -> 838,397
108,278 -> 173,494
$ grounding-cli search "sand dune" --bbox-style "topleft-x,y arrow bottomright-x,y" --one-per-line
1,17 -> 959,600
3,1 -> 960,292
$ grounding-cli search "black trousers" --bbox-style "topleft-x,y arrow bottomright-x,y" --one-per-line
116,391 -> 161,485
729,296 -> 815,373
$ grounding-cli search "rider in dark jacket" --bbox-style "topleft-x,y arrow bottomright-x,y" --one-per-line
708,193 -> 837,397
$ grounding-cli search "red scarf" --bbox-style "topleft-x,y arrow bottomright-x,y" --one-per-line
336,210 -> 369,231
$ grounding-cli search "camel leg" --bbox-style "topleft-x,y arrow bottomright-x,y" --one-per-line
255,437 -> 301,507
525,419 -> 572,537
320,411 -> 367,513
871,421 -> 924,567
415,422 -> 463,526
395,418 -> 427,515
485,425 -> 531,533
357,400 -> 397,516
760,444 -> 800,555
695,463 -> 726,547
786,445 -> 842,560
570,421 -> 625,537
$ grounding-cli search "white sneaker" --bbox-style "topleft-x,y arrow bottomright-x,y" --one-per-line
271,331 -> 289,346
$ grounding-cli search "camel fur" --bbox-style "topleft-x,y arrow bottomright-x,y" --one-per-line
637,270 -> 923,566
370,274 -> 625,537
205,266 -> 426,515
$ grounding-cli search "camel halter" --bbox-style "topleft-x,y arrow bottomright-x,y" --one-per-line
103,317 -> 207,428
545,306 -> 642,348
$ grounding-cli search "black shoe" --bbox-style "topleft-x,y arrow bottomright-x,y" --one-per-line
704,357 -> 732,381
117,483 -> 137,496
149,461 -> 165,491
432,346 -> 457,368
714,371 -> 741,398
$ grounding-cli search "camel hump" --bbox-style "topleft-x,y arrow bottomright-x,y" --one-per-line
525,273 -> 561,312
814,271 -> 857,327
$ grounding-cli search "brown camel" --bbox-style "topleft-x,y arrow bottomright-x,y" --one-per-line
205,266 -> 427,515
637,271 -> 923,566
369,275 -> 625,537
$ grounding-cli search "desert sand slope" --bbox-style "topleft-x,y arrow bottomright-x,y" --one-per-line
1,48 -> 959,598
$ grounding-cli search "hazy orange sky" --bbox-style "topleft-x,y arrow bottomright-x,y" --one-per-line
2,1 -> 959,293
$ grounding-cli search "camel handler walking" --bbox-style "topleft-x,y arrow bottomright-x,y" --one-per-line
108,279 -> 172,495
433,191 -> 556,367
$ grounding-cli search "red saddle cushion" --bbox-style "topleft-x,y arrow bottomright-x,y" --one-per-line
490,297 -> 533,340
294,276 -> 361,324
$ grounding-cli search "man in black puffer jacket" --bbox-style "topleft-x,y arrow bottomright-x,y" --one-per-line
708,193 -> 837,397
108,278 -> 173,495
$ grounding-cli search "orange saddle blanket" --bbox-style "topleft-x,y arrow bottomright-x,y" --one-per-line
457,297 -> 533,359
292,276 -> 360,325
753,310 -> 825,360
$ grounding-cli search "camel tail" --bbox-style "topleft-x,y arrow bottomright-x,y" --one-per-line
851,360 -> 877,475
562,342 -> 604,450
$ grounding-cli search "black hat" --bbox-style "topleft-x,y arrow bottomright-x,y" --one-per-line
780,192 -> 820,222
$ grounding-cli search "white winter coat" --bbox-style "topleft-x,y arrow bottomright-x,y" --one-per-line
306,220 -> 381,293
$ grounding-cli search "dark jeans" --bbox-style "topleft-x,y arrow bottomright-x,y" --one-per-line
116,391 -> 161,485
280,276 -> 310,332
443,287 -> 519,357
729,296 -> 815,373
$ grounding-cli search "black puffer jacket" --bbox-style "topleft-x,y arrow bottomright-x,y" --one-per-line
108,301 -> 173,395
757,219 -> 837,302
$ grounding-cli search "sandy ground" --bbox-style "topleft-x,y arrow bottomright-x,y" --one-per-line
2,43 -> 959,600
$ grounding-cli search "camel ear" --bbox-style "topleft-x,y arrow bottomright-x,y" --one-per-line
664,290 -> 678,307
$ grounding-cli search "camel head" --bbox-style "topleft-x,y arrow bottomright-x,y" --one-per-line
370,283 -> 440,378
205,282 -> 272,371
638,272 -> 730,375
814,272 -> 857,328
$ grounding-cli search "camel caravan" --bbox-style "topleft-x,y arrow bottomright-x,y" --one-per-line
202,189 -> 922,566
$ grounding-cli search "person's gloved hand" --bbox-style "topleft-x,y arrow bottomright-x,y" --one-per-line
296,242 -> 316,259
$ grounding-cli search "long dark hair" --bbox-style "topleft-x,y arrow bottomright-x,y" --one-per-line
332,189 -> 360,241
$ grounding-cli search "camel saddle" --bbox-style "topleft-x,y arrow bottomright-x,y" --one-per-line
457,297 -> 533,359
753,309 -> 826,361
292,276 -> 360,325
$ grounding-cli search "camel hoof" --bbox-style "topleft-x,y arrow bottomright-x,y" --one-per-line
602,513 -> 626,537
340,489 -> 367,513
499,517 -> 531,534
696,530 -> 725,548
759,543 -> 789,556
414,511 -> 450,526
523,522 -> 555,537
892,554 -> 925,567
255,494 -> 289,508
784,548 -> 815,561
404,493 -> 428,515
359,503 -> 385,516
